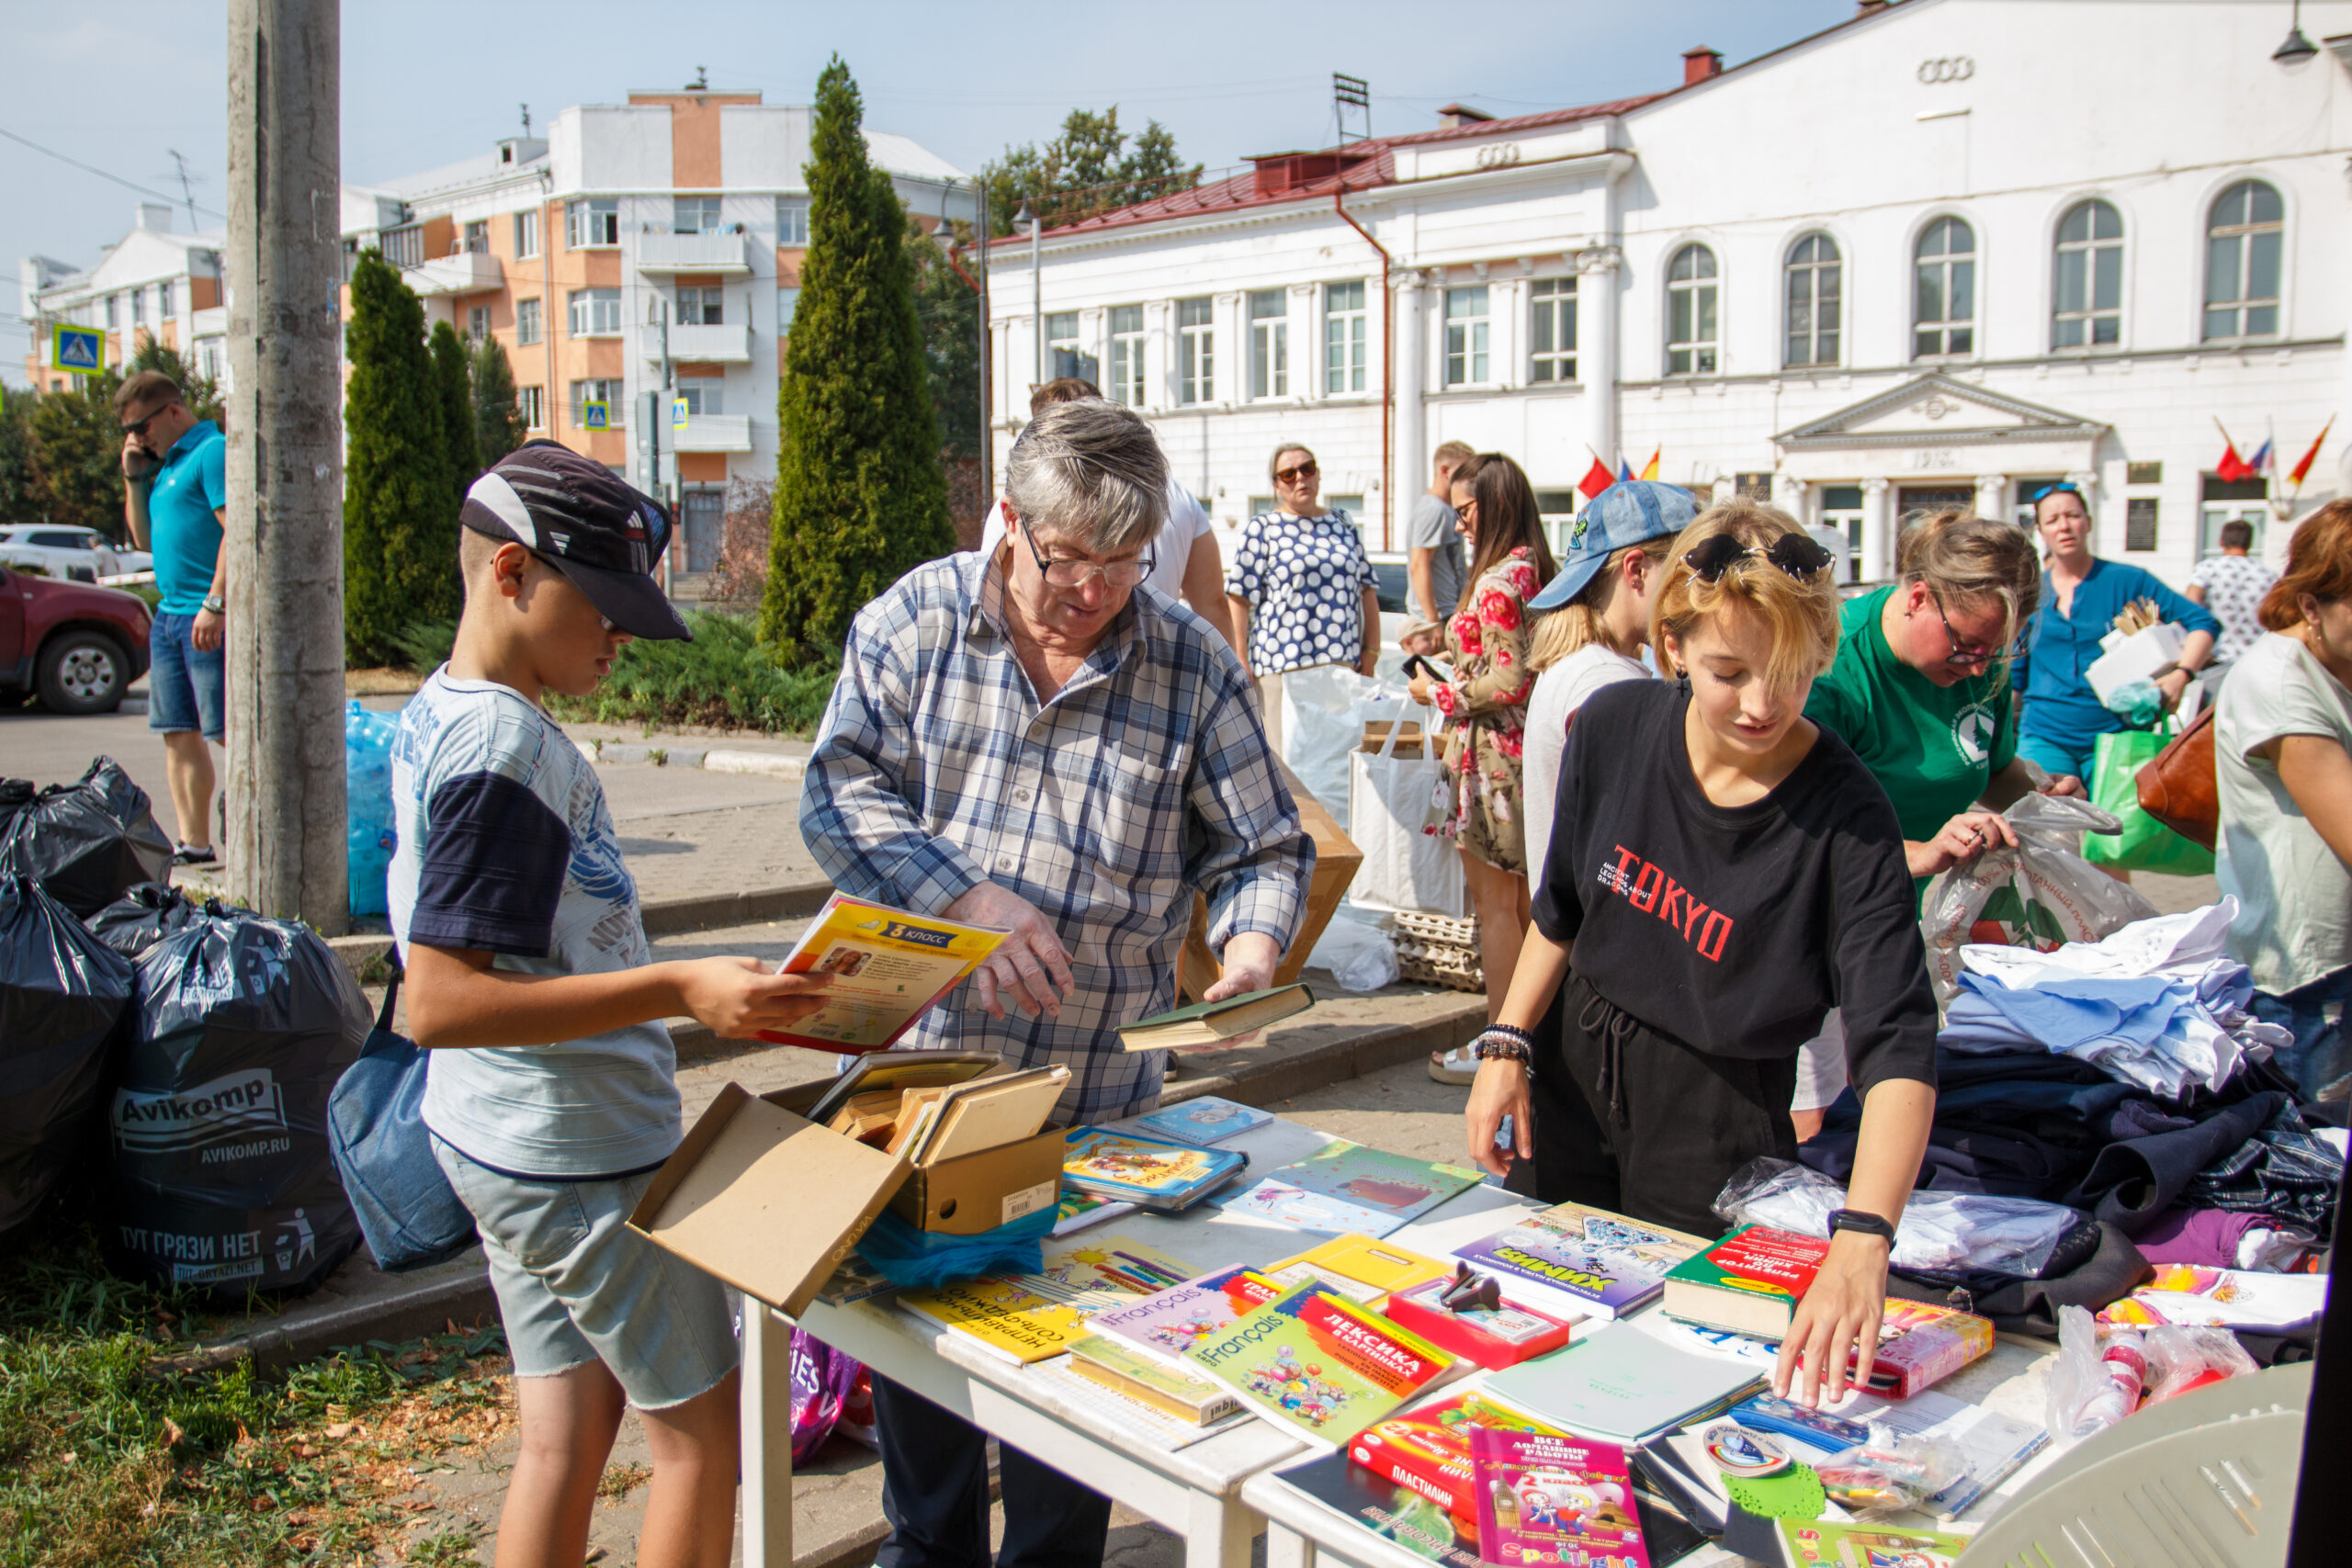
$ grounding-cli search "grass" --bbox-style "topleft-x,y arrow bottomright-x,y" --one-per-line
0,1206 -> 513,1567
548,609 -> 841,737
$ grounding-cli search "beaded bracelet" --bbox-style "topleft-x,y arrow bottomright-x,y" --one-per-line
1472,1033 -> 1532,1064
1480,1021 -> 1537,1049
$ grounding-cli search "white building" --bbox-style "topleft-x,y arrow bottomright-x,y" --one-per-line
984,0 -> 2352,585
20,206 -> 228,393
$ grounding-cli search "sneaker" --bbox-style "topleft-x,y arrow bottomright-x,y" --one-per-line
171,842 -> 217,866
1428,1043 -> 1480,1085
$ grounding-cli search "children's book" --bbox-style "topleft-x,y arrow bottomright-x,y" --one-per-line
1452,1202 -> 1713,1321
1061,1128 -> 1249,1211
1218,1141 -> 1481,1230
1062,1334 -> 1241,1425
755,895 -> 1010,1054
1260,1234 -> 1455,1304
1129,1096 -> 1276,1146
1859,1298 -> 1992,1398
1776,1518 -> 1974,1568
1184,1282 -> 1459,1450
1470,1426 -> 1651,1568
1213,1178 -> 1408,1237
896,1272 -> 1108,1364
1484,1323 -> 1763,1445
1051,1190 -> 1136,1236
1347,1388 -> 1560,1528
1087,1265 -> 1286,1367
1034,1233 -> 1203,1298
1275,1450 -> 1483,1568
1659,1226 -> 1830,1340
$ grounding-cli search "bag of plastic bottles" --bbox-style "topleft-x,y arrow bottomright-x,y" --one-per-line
347,702 -> 400,919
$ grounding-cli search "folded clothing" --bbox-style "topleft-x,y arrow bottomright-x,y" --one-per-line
2134,1207 -> 2315,1270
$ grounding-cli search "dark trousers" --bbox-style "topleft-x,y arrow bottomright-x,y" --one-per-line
872,1372 -> 1113,1568
1506,973 -> 1797,1237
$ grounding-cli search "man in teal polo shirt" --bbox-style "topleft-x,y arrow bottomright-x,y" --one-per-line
118,369 -> 228,864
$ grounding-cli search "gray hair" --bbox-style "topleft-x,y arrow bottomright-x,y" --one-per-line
1005,400 -> 1170,556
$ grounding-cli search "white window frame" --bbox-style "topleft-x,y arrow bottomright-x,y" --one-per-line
467,305 -> 490,339
2052,199 -> 2124,351
1250,289 -> 1289,399
1176,296 -> 1214,405
2202,180 -> 2283,344
514,209 -> 541,259
775,197 -> 810,247
1783,233 -> 1840,368
567,197 -> 619,249
463,220 -> 489,255
158,280 -> 175,319
1109,303 -> 1146,406
1323,280 -> 1368,394
1913,216 -> 1976,359
515,297 -> 543,345
569,288 -> 622,337
517,385 -> 545,429
675,286 -> 725,326
104,295 -> 119,329
678,382 -> 724,417
674,196 -> 723,235
1665,243 -> 1719,376
570,378 -> 627,427
130,288 -> 146,327
776,286 -> 800,335
1443,285 -> 1490,387
1529,276 -> 1577,383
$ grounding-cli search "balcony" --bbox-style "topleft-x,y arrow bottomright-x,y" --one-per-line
673,414 -> 753,453
641,321 -> 753,363
404,250 -> 504,296
635,230 -> 753,275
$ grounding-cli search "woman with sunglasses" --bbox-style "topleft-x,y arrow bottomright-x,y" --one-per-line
1224,444 -> 1381,755
1464,502 -> 1938,1409
2017,481 -> 2220,787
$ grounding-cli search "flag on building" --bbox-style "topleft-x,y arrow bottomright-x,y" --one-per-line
1618,457 -> 1634,482
1639,448 -> 1660,481
2214,420 -> 2253,483
1577,454 -> 1615,500
2290,417 -> 2335,487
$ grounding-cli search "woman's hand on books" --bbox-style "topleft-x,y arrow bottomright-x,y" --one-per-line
1464,1057 -> 1532,1179
673,958 -> 834,1038
1773,1231 -> 1890,1407
945,883 -> 1075,1020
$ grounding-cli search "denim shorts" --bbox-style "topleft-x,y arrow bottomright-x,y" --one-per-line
148,611 -> 225,739
433,1137 -> 739,1409
2016,732 -> 2096,788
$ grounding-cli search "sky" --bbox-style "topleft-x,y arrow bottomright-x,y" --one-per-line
1,0 -> 1860,378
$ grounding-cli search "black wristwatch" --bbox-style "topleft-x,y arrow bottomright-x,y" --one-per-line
1826,1208 -> 1896,1244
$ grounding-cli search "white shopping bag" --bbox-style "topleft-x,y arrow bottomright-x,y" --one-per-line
1348,708 -> 1468,918
1283,666 -> 1410,836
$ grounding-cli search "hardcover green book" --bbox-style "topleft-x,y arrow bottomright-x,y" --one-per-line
1117,985 -> 1314,1051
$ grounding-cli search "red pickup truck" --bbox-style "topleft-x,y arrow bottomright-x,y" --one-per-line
0,562 -> 153,715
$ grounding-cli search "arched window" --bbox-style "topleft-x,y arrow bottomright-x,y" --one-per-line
1913,217 -> 1975,357
2052,199 -> 2123,348
1784,232 -> 1841,367
2204,180 -> 2283,341
1666,243 -> 1718,375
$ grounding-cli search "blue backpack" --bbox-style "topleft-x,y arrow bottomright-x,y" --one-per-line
327,958 -> 477,1271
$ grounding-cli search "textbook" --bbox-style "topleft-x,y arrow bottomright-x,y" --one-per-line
1086,1265 -> 1286,1366
1275,1450 -> 1483,1568
1470,1426 -> 1651,1568
1347,1388 -> 1561,1528
1659,1226 -> 1832,1340
1184,1282 -> 1459,1450
1452,1201 -> 1712,1321
1261,1234 -> 1455,1305
1216,1179 -> 1408,1238
1051,1190 -> 1136,1236
1064,1334 -> 1241,1425
1484,1323 -> 1763,1445
1129,1096 -> 1275,1146
755,894 -> 1010,1054
896,1273 -> 1107,1365
1116,985 -> 1313,1051
1034,1232 -> 1204,1298
1062,1128 -> 1249,1211
1777,1518 -> 1973,1568
1216,1141 -> 1480,1236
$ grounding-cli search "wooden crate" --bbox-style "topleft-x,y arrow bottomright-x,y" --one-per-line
1179,757 -> 1363,1003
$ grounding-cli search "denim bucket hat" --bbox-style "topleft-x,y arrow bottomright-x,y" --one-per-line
1527,479 -> 1702,611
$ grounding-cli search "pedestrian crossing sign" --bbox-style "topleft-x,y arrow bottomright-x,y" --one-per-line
51,324 -> 105,375
581,400 -> 610,430
672,397 -> 690,430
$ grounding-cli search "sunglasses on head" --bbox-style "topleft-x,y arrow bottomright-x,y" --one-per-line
1683,531 -> 1835,583
1274,461 -> 1318,484
2030,481 -> 2082,505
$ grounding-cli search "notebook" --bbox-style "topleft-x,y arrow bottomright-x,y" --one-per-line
1484,1323 -> 1766,1444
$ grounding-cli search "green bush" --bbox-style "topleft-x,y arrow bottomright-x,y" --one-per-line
390,616 -> 458,672
548,610 -> 841,736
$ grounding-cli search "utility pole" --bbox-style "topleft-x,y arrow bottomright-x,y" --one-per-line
223,0 -> 346,931
975,180 -> 991,505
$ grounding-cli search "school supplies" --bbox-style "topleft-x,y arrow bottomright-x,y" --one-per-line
1384,1270 -> 1577,1368
1260,1234 -> 1455,1305
1117,984 -> 1315,1051
1484,1323 -> 1763,1445
1470,1427 -> 1651,1568
1860,1299 -> 1993,1398
756,894 -> 1010,1054
1086,1265 -> 1286,1367
1185,1282 -> 1459,1450
1776,1517 -> 1973,1568
1452,1201 -> 1712,1320
1347,1388 -> 1561,1528
1129,1096 -> 1275,1145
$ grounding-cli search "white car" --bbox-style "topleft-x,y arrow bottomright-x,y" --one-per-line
0,526 -> 150,583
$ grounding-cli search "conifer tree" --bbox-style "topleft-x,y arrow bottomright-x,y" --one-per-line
431,321 -> 481,515
761,57 -> 954,657
344,252 -> 458,662
469,333 -> 526,468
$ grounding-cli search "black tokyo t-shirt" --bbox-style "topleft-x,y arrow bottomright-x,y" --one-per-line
1533,680 -> 1938,1103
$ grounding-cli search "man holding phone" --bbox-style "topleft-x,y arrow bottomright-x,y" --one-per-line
117,369 -> 229,865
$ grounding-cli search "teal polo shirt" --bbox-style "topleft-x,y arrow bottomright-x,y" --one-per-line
149,419 -> 227,615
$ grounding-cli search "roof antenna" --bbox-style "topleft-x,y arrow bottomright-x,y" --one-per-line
167,149 -> 201,232
520,102 -> 531,134
1332,73 -> 1371,145
690,64 -> 709,90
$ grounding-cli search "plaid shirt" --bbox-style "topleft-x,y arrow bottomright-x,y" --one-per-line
800,552 -> 1316,1124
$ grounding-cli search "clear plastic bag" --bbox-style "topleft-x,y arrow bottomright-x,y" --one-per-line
2141,1325 -> 2257,1403
1918,793 -> 2158,1007
2046,1305 -> 2143,1441
346,702 -> 400,919
1306,909 -> 1398,992
1713,1156 -> 2079,1277
1815,1427 -> 1970,1518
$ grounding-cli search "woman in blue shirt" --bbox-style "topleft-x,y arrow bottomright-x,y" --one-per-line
2013,481 -> 2221,782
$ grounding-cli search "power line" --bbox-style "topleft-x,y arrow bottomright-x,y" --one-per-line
0,125 -> 227,222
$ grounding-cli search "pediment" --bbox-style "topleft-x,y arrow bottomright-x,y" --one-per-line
1776,374 -> 2107,450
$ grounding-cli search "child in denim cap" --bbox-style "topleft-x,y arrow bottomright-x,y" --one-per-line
390,442 -> 831,1568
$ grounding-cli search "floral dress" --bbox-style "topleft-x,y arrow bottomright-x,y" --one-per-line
1429,547 -> 1543,874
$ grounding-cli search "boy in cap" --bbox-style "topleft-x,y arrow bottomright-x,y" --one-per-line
391,443 -> 831,1568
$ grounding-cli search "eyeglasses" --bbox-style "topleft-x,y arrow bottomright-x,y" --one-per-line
1018,524 -> 1155,589
1928,588 -> 1999,668
2030,481 -> 2082,506
1273,462 -> 1318,485
1683,531 -> 1835,583
119,405 -> 166,439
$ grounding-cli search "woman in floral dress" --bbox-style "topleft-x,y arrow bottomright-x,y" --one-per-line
1408,453 -> 1557,1053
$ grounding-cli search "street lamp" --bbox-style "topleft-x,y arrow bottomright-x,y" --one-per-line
2273,0 -> 2318,65
1014,200 -> 1041,387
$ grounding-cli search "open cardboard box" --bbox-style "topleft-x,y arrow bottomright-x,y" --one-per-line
628,1062 -> 1066,1316
1181,756 -> 1362,1003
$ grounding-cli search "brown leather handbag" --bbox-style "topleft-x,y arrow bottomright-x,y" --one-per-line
2134,705 -> 2219,850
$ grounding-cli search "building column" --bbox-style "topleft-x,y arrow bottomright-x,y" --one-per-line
1577,247 -> 1622,481
1975,473 -> 2008,525
1777,473 -> 1811,525
2067,468 -> 2103,551
1390,268 -> 1427,554
1861,477 -> 1894,581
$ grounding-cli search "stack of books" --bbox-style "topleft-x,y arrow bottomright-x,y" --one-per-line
1062,1128 -> 1250,1214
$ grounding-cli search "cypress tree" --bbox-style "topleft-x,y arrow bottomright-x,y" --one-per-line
431,321 -> 481,513
470,333 -> 526,468
344,252 -> 458,663
761,57 -> 954,658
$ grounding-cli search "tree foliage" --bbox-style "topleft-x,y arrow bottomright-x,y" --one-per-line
906,215 -> 980,460
12,341 -> 223,543
760,57 -> 954,659
469,333 -> 526,468
0,384 -> 39,528
430,321 -> 481,513
982,107 -> 1201,236
343,253 -> 459,663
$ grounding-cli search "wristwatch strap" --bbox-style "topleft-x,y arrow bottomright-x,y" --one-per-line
1826,1207 -> 1896,1242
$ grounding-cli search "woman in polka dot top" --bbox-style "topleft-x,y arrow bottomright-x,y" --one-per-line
1224,443 -> 1382,750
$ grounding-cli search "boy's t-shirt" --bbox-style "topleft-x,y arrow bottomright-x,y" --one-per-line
389,670 -> 679,1178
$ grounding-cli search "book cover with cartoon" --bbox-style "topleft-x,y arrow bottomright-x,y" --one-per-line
1184,1282 -> 1455,1449
1469,1427 -> 1649,1568
1061,1128 -> 1244,1203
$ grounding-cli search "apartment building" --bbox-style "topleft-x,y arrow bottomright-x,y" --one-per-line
19,205 -> 228,395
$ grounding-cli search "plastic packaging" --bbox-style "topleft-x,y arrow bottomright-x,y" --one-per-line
0,756 -> 174,916
2141,1325 -> 2258,1403
346,702 -> 400,919
1306,909 -> 1398,992
1713,1156 -> 2079,1278
1815,1428 -> 1970,1518
0,874 -> 136,1235
105,902 -> 371,1299
1918,793 -> 2158,1007
787,1329 -> 866,1465
2046,1305 -> 2143,1440
2099,680 -> 2165,727
1283,666 -> 1409,835
851,1204 -> 1057,1289
85,882 -> 213,961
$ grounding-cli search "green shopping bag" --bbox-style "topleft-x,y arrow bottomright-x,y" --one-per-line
2080,725 -> 2215,875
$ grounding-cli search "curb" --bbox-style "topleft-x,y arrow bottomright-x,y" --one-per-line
577,738 -> 808,781
164,1250 -> 500,1378
1159,993 -> 1490,1110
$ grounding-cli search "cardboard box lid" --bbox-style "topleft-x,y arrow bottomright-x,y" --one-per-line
629,1083 -> 910,1317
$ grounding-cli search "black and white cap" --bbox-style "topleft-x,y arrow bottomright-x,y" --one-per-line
458,440 -> 692,641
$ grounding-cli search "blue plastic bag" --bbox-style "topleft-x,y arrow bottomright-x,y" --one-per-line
852,1204 -> 1057,1289
327,959 -> 478,1272
345,702 -> 399,918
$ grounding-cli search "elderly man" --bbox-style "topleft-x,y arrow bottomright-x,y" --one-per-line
802,398 -> 1314,1568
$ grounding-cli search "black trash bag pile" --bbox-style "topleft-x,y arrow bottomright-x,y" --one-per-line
87,882 -> 220,962
1,874 -> 135,1236
0,758 -> 174,916
105,903 -> 371,1299
0,779 -> 35,836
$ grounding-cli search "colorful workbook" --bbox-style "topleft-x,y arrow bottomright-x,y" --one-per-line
1470,1426 -> 1651,1568
1347,1388 -> 1561,1528
754,894 -> 1009,1054
895,1273 -> 1106,1365
1061,1128 -> 1249,1211
1184,1282 -> 1459,1449
1129,1096 -> 1275,1146
1276,1450 -> 1483,1568
1260,1234 -> 1455,1304
1063,1334 -> 1241,1426
1483,1323 -> 1763,1445
1452,1201 -> 1711,1321
1777,1518 -> 1974,1568
1086,1265 -> 1285,1366
1051,1190 -> 1136,1237
1034,1233 -> 1203,1298
1216,1141 -> 1482,1235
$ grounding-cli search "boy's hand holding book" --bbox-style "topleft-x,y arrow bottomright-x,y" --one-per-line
673,958 -> 833,1038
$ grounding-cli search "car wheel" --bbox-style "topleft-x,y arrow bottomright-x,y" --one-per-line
34,630 -> 128,715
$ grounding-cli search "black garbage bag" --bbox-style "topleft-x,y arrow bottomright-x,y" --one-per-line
0,779 -> 34,837
105,903 -> 371,1299
87,882 -> 222,961
1,874 -> 136,1236
0,758 -> 174,916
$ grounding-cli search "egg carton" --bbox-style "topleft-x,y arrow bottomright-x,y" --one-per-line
1393,910 -> 1481,950
1395,936 -> 1486,993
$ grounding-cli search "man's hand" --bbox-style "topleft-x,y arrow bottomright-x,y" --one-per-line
120,437 -> 157,482
2155,668 -> 2193,713
1202,931 -> 1279,1003
673,957 -> 832,1038
1464,1055 -> 1531,1178
2037,773 -> 2086,799
1906,808 -> 2018,878
192,607 -> 225,652
945,882 -> 1075,1020
1774,1231 -> 1891,1406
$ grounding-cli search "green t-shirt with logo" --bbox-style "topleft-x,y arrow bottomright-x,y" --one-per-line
1805,585 -> 2017,863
